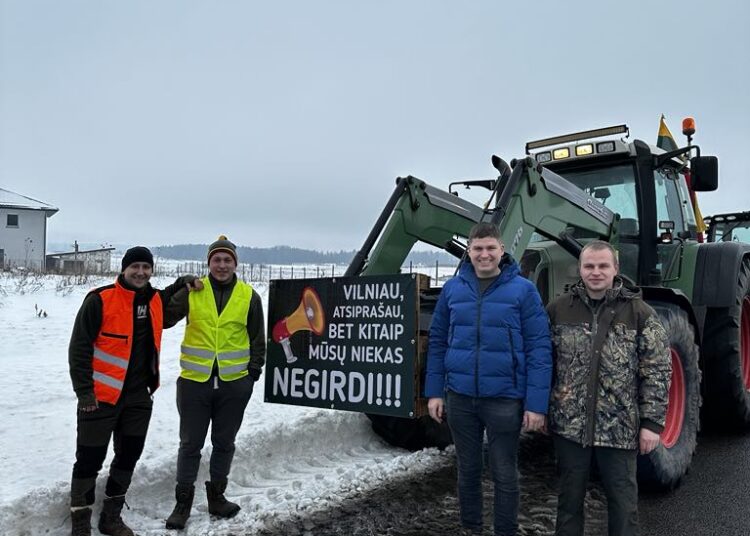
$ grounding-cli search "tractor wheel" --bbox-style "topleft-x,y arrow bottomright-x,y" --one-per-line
701,257 -> 750,430
637,303 -> 701,491
367,413 -> 452,451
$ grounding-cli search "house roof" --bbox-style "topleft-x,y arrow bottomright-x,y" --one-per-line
47,247 -> 115,258
0,188 -> 59,215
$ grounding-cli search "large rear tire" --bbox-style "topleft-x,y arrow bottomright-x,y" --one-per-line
637,303 -> 701,491
367,413 -> 452,451
701,257 -> 750,430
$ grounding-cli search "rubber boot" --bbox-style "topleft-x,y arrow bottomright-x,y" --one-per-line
205,480 -> 240,518
166,483 -> 195,530
98,495 -> 134,536
71,507 -> 92,536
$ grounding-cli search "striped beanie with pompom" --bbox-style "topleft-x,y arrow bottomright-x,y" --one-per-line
207,235 -> 238,264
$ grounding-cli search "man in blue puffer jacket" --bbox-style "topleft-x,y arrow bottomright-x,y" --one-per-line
426,222 -> 552,536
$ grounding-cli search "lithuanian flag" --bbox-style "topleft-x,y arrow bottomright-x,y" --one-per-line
657,115 -> 680,152
657,115 -> 706,233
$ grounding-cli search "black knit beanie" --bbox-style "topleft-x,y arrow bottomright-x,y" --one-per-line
121,246 -> 154,271
207,235 -> 238,264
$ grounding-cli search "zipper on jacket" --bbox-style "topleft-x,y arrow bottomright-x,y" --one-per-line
508,327 -> 518,389
473,275 -> 502,397
101,332 -> 128,340
584,303 -> 602,447
475,293 -> 482,397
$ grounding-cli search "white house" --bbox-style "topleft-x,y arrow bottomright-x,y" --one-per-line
0,188 -> 59,271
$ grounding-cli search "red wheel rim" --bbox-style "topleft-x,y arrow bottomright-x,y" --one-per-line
661,348 -> 685,449
742,297 -> 750,390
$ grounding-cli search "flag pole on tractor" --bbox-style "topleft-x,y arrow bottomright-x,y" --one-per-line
658,114 -> 707,237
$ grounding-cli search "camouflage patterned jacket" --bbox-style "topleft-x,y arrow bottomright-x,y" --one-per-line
546,277 -> 671,450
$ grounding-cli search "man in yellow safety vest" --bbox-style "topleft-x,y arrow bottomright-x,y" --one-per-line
165,236 -> 266,530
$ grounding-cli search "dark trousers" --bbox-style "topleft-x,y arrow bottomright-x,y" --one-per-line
553,435 -> 639,536
175,375 -> 254,484
71,389 -> 153,506
446,391 -> 523,536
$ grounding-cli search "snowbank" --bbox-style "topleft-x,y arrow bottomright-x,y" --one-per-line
0,273 -> 443,535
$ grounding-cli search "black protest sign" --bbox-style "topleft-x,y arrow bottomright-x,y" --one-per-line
265,274 -> 417,417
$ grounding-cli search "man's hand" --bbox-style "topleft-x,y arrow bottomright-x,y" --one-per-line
639,428 -> 661,455
523,411 -> 545,432
187,277 -> 204,291
428,398 -> 445,424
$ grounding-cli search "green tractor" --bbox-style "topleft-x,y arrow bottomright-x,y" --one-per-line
705,211 -> 750,244
344,123 -> 750,491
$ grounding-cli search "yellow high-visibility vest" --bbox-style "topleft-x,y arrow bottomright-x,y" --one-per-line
180,276 -> 252,382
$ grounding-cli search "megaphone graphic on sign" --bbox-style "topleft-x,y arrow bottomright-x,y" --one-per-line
272,287 -> 326,364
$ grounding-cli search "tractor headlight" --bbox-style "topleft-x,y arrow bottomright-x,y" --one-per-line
536,152 -> 552,163
597,141 -> 616,153
575,144 -> 594,156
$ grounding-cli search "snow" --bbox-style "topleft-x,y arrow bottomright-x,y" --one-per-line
0,271 -> 448,536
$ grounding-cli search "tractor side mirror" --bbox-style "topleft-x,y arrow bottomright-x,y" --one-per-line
690,156 -> 718,192
593,187 -> 611,202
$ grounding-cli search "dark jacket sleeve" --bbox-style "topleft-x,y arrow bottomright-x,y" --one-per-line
247,291 -> 266,381
161,276 -> 195,328
68,292 -> 103,405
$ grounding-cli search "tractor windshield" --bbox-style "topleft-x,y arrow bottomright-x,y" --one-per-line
555,164 -> 640,235
550,163 -> 640,280
713,220 -> 750,243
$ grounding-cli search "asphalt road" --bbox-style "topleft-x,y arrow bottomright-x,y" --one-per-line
639,430 -> 750,536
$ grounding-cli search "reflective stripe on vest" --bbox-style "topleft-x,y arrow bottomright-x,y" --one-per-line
180,277 -> 252,382
92,280 -> 163,404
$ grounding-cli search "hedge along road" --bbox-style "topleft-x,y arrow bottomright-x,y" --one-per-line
253,430 -> 749,536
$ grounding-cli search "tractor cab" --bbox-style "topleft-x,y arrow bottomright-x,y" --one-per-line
705,212 -> 750,244
525,124 -> 717,299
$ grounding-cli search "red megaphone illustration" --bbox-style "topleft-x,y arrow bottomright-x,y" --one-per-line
272,287 -> 325,363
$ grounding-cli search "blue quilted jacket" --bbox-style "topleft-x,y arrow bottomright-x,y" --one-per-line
424,256 -> 552,413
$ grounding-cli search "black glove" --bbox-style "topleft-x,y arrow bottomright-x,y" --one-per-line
77,392 -> 99,412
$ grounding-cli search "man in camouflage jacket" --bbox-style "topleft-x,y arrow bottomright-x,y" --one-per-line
546,240 -> 671,536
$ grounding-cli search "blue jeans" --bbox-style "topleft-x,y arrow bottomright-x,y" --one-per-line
446,391 -> 523,536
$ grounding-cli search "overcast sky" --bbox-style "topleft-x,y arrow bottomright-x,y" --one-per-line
1,1 -> 748,251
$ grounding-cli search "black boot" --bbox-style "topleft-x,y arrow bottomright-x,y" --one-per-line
205,480 -> 240,518
70,475 -> 96,536
71,507 -> 92,536
166,483 -> 195,530
98,495 -> 134,536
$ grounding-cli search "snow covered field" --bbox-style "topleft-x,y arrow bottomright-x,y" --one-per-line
0,271 -> 450,536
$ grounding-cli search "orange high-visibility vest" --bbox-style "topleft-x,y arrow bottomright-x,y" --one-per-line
92,280 -> 163,404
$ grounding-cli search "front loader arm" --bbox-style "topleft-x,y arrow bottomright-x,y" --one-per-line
346,176 -> 485,276
491,157 -> 619,259
346,157 -> 619,277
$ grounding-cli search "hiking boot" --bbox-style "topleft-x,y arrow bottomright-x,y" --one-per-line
71,507 -> 92,536
166,483 -> 195,530
205,480 -> 240,518
98,495 -> 134,536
